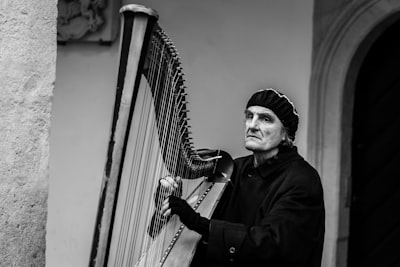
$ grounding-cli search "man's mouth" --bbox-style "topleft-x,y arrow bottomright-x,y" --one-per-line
246,135 -> 260,139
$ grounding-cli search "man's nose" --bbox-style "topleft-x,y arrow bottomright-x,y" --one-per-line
248,117 -> 259,130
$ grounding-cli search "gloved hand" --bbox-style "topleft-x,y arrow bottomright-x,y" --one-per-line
154,176 -> 182,209
167,195 -> 210,239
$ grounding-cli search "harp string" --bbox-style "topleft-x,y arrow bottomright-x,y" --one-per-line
137,35 -> 169,264
108,23 -> 218,266
115,74 -> 155,266
151,43 -> 176,264
113,32 -> 163,265
137,33 -> 185,265
150,34 -> 189,265
140,30 -> 165,265
145,30 -> 200,264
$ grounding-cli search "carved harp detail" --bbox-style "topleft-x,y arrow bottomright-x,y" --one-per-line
89,4 -> 233,267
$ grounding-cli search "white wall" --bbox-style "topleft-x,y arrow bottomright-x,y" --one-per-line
0,0 -> 56,265
48,1 -> 313,266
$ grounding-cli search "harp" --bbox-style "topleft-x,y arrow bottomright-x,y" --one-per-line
89,4 -> 233,267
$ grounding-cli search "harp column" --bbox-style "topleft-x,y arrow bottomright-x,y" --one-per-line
89,5 -> 159,267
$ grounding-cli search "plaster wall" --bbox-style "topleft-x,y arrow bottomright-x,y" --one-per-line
48,1 -> 313,266
0,0 -> 57,266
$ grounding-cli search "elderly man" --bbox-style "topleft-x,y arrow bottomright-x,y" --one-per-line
161,88 -> 325,267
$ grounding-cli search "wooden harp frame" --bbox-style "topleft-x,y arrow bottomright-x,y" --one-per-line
89,4 -> 233,267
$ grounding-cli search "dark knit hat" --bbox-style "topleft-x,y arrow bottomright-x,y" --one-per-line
246,88 -> 299,140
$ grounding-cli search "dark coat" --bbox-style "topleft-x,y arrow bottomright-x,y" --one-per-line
191,146 -> 325,267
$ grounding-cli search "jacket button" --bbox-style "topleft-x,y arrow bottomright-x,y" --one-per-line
229,246 -> 236,254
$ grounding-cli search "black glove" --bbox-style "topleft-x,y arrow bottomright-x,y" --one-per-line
154,177 -> 182,209
168,195 -> 210,239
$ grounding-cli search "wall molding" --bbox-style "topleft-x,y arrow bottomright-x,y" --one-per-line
57,0 -> 121,43
308,0 -> 400,266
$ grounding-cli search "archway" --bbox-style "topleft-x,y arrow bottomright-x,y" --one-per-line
348,17 -> 400,267
308,1 -> 400,266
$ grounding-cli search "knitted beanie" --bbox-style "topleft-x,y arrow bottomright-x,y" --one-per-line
246,88 -> 299,140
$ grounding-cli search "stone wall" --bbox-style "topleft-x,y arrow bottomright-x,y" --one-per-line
0,0 -> 56,266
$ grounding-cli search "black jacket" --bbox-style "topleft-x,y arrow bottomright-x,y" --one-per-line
192,146 -> 325,267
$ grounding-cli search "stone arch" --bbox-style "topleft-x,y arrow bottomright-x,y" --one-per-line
308,1 -> 400,266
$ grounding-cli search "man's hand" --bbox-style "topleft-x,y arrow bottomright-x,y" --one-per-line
160,195 -> 210,238
154,175 -> 182,209
160,175 -> 181,192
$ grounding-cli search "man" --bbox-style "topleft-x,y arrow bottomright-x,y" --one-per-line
161,88 -> 325,266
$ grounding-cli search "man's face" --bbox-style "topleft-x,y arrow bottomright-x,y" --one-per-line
244,106 -> 285,152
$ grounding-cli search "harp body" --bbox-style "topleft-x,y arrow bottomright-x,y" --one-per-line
90,4 -> 233,267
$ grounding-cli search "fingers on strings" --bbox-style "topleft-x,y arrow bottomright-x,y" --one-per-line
159,176 -> 182,217
161,194 -> 199,218
160,175 -> 181,192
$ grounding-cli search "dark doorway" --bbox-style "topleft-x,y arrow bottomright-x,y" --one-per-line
348,19 -> 400,266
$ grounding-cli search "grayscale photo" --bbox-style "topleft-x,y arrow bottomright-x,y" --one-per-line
1,0 -> 399,266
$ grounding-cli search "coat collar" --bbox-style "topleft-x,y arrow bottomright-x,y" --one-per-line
247,146 -> 302,179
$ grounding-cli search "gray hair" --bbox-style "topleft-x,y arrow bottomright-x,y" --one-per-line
280,127 -> 294,148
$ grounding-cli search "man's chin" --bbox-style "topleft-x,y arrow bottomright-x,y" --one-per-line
245,141 -> 263,151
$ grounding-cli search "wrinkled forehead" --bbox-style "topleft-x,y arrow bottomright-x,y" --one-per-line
245,105 -> 278,117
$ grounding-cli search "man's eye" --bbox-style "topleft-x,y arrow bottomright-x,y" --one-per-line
260,115 -> 273,122
245,113 -> 253,119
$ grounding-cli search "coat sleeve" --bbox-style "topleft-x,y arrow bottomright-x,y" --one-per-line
206,169 -> 325,266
